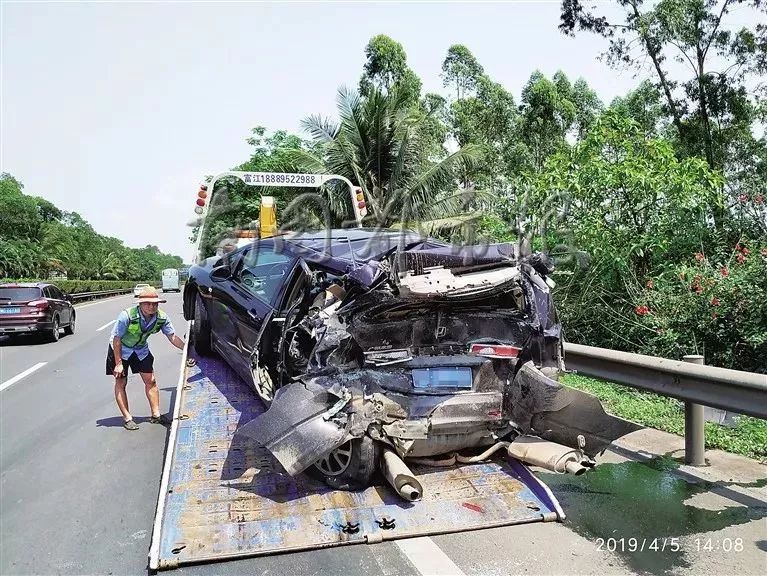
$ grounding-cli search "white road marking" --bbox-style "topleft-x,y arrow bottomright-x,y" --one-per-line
0,362 -> 48,393
396,537 -> 465,576
97,319 -> 117,331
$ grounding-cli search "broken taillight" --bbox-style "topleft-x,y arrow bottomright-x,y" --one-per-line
468,343 -> 521,358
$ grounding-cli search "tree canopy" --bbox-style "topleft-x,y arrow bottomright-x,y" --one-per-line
0,173 -> 183,280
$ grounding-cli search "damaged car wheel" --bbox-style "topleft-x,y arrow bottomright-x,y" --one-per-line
310,437 -> 379,490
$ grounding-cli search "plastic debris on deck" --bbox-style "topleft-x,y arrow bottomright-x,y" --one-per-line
153,352 -> 562,569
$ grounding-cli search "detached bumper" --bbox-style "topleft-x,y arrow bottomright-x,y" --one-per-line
505,361 -> 640,456
235,382 -> 351,475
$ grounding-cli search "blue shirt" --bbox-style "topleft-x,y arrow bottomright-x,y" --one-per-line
109,308 -> 176,360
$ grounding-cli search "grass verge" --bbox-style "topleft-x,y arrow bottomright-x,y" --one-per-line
562,373 -> 767,462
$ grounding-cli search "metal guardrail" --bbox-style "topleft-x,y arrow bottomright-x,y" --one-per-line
70,289 -> 132,302
563,342 -> 767,465
563,343 -> 767,419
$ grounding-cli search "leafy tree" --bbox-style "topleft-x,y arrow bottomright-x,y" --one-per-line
298,86 -> 481,227
0,173 -> 43,241
570,77 -> 604,139
449,75 -> 519,192
609,80 -> 666,136
441,44 -> 485,100
534,112 -> 721,274
1,173 -> 183,280
518,70 -> 602,172
358,35 -> 422,103
418,93 -> 450,161
559,0 -> 767,226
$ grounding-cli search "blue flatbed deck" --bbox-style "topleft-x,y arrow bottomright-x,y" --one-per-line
149,350 -> 563,570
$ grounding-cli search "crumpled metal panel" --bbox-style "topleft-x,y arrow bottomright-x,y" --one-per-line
235,382 -> 350,475
506,361 -> 641,456
154,353 -> 560,569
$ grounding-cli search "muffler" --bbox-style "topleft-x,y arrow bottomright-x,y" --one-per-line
507,436 -> 590,475
381,448 -> 423,501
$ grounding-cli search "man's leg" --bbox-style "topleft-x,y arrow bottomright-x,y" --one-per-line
114,376 -> 131,421
108,346 -> 133,424
140,371 -> 161,418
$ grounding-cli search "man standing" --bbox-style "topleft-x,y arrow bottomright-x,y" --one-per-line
106,287 -> 185,430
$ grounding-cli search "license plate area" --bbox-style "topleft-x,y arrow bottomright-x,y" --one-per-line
0,308 -> 21,314
411,366 -> 473,390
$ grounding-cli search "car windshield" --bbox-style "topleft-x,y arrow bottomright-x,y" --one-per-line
0,287 -> 43,302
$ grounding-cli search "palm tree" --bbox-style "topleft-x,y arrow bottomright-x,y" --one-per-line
294,86 -> 482,228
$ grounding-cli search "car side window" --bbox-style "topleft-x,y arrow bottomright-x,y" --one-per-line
50,287 -> 62,300
236,250 -> 294,304
43,287 -> 53,299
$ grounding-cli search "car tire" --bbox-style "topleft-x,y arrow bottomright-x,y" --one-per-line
192,294 -> 213,356
47,316 -> 60,343
64,313 -> 76,335
309,437 -> 380,491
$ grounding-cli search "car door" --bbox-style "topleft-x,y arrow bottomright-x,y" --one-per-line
52,286 -> 71,323
205,254 -> 249,374
43,287 -> 62,322
229,248 -> 298,375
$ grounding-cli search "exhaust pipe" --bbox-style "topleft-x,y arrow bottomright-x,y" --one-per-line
507,436 -> 590,475
381,448 -> 423,501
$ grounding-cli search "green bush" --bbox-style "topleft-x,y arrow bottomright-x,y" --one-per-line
0,278 -> 155,294
556,242 -> 767,373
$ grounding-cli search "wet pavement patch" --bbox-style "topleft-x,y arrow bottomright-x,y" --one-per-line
538,456 -> 767,575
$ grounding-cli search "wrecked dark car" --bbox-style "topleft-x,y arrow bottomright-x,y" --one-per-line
184,229 -> 636,500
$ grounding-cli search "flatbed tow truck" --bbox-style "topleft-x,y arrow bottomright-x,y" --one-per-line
147,172 -> 568,570
149,346 -> 563,569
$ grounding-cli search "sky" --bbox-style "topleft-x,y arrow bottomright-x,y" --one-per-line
1,0 -> 650,261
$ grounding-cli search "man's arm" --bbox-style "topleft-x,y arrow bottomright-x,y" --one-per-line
161,315 -> 185,350
167,333 -> 185,350
110,311 -> 129,378
112,336 -> 124,377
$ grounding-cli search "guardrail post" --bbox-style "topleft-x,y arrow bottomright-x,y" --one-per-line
682,355 -> 706,466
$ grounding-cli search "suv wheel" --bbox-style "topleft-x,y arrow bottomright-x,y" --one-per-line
309,437 -> 380,490
47,316 -> 60,342
192,294 -> 213,355
64,313 -> 76,335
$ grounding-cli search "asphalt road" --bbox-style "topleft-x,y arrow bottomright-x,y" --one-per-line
1,292 -> 765,576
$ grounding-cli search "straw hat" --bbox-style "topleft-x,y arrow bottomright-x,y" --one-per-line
136,287 -> 167,303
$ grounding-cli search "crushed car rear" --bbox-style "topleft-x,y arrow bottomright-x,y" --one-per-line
235,239 -> 638,498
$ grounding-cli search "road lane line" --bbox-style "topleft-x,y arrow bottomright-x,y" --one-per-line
0,362 -> 48,393
97,319 -> 117,332
396,537 -> 466,576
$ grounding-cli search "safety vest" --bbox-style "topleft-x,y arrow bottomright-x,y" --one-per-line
120,306 -> 168,348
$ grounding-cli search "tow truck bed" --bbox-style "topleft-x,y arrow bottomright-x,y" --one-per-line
149,348 -> 563,570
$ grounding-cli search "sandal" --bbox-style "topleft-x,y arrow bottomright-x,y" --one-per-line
150,414 -> 171,426
123,419 -> 139,430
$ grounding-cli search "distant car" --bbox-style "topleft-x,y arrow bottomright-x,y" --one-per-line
133,283 -> 151,297
0,282 -> 76,342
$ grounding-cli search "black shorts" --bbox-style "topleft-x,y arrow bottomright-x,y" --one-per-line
106,346 -> 154,376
